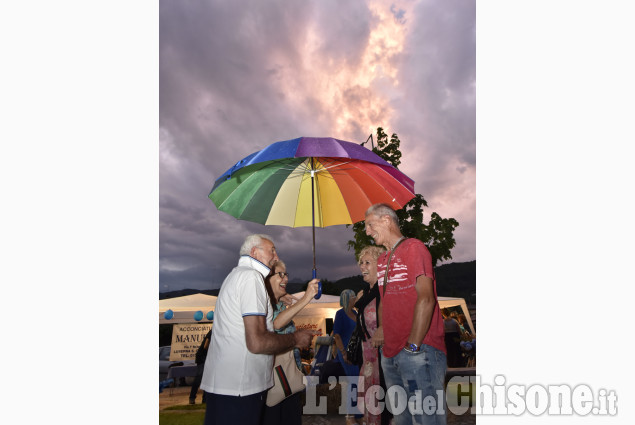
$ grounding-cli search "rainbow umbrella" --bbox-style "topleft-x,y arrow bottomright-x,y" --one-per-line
209,137 -> 415,279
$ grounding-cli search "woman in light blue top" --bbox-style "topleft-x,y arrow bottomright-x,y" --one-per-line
262,260 -> 319,425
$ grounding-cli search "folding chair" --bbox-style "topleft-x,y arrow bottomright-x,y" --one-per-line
308,335 -> 334,377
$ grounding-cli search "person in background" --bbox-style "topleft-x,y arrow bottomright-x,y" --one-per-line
456,313 -> 471,337
319,289 -> 362,425
355,245 -> 392,425
365,203 -> 447,425
189,329 -> 212,404
319,289 -> 359,382
199,234 -> 314,425
262,260 -> 320,425
442,308 -> 463,368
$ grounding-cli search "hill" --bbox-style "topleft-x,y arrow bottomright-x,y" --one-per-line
434,260 -> 476,304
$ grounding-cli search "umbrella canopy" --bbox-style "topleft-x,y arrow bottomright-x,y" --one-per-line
209,137 -> 415,227
209,136 -> 416,280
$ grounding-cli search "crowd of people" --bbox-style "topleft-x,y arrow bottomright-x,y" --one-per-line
190,202 -> 472,425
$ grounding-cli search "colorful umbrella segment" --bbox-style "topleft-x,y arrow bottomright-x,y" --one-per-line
209,137 -> 415,227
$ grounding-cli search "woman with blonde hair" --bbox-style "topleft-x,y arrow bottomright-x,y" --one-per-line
354,245 -> 392,425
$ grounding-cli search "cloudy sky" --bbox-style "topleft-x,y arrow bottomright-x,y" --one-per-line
5,1 -> 635,419
160,0 -> 475,292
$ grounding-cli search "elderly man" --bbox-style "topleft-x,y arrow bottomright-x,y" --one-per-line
200,234 -> 314,425
365,204 -> 447,425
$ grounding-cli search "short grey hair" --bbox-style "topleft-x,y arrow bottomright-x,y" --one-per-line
240,234 -> 274,256
365,203 -> 399,226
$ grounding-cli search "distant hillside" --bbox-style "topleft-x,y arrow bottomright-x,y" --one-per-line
160,261 -> 476,303
333,275 -> 366,293
159,288 -> 217,299
435,260 -> 476,303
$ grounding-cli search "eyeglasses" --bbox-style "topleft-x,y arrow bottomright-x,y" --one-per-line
276,271 -> 289,279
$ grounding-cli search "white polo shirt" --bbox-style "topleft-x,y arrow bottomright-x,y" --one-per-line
200,255 -> 274,396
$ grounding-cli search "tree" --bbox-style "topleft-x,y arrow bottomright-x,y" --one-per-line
347,127 -> 459,266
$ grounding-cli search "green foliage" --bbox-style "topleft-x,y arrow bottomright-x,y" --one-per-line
375,127 -> 402,166
348,127 -> 459,266
423,212 -> 460,268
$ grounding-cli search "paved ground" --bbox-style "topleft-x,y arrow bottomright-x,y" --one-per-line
160,386 -> 475,424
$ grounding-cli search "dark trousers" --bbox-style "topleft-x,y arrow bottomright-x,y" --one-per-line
377,350 -> 393,425
318,359 -> 346,384
204,390 -> 266,425
318,359 -> 363,419
189,363 -> 205,402
261,392 -> 302,425
445,331 -> 463,367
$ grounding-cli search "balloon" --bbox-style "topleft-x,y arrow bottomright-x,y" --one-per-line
194,310 -> 204,321
164,309 -> 174,320
206,310 -> 214,320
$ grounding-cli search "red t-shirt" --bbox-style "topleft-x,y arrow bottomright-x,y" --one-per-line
377,238 -> 446,357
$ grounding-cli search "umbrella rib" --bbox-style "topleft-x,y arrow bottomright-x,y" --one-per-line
294,158 -> 355,176
250,158 -> 375,179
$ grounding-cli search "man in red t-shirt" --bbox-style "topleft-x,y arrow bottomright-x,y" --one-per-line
365,203 -> 447,425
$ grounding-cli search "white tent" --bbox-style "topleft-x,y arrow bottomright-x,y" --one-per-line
159,293 -> 217,324
159,292 -> 474,334
439,296 -> 475,334
158,292 -> 337,335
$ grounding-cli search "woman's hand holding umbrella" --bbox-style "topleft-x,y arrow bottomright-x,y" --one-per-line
304,279 -> 320,299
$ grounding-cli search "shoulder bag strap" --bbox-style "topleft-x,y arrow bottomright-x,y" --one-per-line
358,301 -> 371,340
382,237 -> 408,296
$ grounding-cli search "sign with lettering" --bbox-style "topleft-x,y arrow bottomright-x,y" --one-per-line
169,323 -> 213,361
292,316 -> 326,337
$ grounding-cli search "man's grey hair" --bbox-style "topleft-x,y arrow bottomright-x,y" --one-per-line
365,203 -> 399,226
240,234 -> 274,256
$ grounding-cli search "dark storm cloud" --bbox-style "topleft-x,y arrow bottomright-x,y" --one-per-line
392,0 -> 476,264
160,0 -> 475,290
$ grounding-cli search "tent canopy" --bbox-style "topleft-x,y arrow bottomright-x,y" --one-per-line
159,294 -> 217,324
159,292 -> 474,333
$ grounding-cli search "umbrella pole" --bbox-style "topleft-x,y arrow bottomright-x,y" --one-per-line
310,157 -> 316,279
310,158 -> 321,299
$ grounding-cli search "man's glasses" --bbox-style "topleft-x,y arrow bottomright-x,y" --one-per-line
276,271 -> 289,279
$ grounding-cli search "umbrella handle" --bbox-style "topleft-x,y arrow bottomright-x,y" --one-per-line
312,269 -> 322,299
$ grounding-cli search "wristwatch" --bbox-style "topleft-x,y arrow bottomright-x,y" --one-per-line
405,342 -> 421,352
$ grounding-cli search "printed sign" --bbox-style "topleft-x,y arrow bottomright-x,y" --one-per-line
170,323 -> 213,361
293,316 -> 326,337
